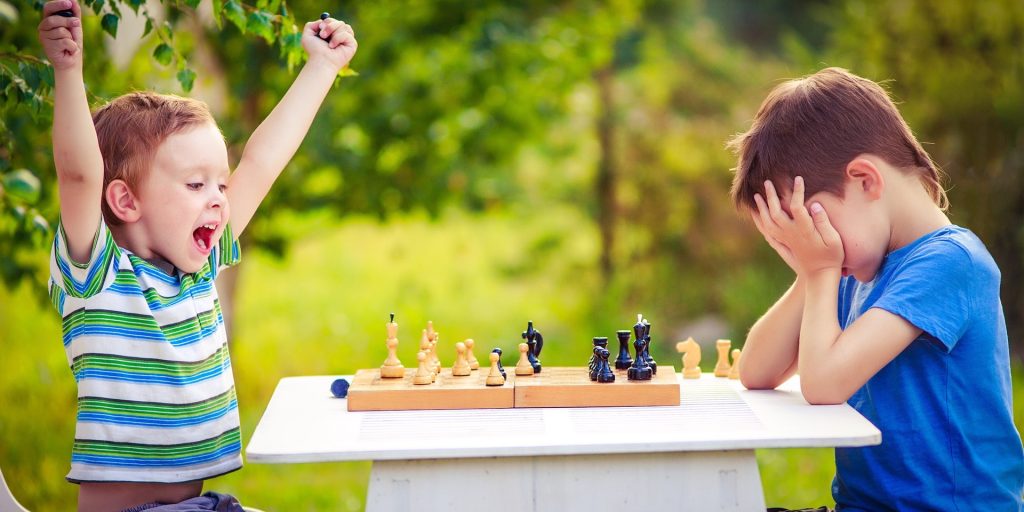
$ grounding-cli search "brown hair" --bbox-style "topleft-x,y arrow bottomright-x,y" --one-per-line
728,67 -> 947,211
92,92 -> 218,225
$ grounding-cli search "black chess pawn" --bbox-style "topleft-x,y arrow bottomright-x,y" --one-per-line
596,347 -> 615,383
524,321 -> 543,373
614,330 -> 632,369
491,348 -> 506,380
627,334 -> 653,381
641,320 -> 657,374
589,337 -> 608,379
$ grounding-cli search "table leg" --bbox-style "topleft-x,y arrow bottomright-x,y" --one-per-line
366,449 -> 766,511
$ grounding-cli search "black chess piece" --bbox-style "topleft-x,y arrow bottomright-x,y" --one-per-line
589,337 -> 608,380
627,329 -> 653,381
54,9 -> 74,17
596,347 -> 615,383
318,12 -> 334,42
491,348 -> 506,380
589,345 -> 602,381
524,321 -> 543,373
614,330 -> 632,369
641,319 -> 657,374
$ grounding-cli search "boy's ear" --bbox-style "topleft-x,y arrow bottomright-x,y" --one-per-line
845,157 -> 884,201
105,179 -> 142,223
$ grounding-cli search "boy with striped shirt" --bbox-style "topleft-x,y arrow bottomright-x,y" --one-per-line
38,1 -> 357,510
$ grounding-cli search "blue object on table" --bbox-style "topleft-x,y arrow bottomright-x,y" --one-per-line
330,378 -> 350,398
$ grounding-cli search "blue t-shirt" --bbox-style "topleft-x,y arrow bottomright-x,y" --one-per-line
833,225 -> 1024,511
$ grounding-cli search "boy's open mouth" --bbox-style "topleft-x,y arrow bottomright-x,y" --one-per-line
193,223 -> 217,252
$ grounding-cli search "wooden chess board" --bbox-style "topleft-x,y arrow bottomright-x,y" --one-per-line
346,366 -> 679,411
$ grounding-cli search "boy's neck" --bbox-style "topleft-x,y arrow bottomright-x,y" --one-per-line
109,222 -> 177,275
886,174 -> 951,253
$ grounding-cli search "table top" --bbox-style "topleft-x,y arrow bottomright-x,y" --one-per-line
246,373 -> 881,464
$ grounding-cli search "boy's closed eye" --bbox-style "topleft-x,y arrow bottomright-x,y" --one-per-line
187,182 -> 204,191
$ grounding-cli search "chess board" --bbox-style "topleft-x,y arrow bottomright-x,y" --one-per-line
346,366 -> 679,411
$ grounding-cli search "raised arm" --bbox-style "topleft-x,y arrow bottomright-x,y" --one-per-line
39,0 -> 104,262
227,17 -> 358,236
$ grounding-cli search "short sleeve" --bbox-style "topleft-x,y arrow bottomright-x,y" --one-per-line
49,219 -> 120,301
870,240 -> 974,352
207,223 -> 241,280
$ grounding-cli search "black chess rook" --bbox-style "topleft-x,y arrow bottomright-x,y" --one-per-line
614,330 -> 632,369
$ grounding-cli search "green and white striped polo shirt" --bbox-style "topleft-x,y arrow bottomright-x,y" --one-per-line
48,220 -> 243,483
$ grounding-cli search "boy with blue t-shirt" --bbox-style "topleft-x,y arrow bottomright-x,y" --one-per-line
38,1 -> 357,510
729,67 -> 1023,510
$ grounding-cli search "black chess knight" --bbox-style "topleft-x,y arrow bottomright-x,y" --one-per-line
595,347 -> 615,383
589,337 -> 606,379
522,321 -> 543,373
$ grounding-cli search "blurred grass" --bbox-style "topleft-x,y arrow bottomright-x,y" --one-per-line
2,209 -> 1022,510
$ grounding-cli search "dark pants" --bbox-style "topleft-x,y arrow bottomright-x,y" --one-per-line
120,492 -> 245,512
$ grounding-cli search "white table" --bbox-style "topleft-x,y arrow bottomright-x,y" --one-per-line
246,374 -> 880,511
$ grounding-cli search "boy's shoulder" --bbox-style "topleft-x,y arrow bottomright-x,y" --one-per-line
900,225 -> 998,280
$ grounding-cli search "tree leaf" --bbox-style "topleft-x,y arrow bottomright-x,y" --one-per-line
1,169 -> 41,204
153,43 -> 173,66
100,13 -> 118,38
211,0 -> 223,27
183,0 -> 200,9
247,11 -> 274,43
224,0 -> 247,33
177,68 -> 196,92
143,16 -> 152,37
91,0 -> 104,15
0,0 -> 18,23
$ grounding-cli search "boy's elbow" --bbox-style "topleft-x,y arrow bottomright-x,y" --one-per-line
799,374 -> 849,405
739,372 -> 781,390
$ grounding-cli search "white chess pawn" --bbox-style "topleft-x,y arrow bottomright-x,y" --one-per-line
485,352 -> 505,386
515,342 -> 534,376
431,333 -> 442,375
412,351 -> 433,385
452,342 -> 471,376
728,348 -> 742,380
465,338 -> 480,370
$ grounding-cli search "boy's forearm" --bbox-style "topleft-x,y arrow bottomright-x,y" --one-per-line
740,278 -> 804,389
227,58 -> 338,235
237,57 -> 337,178
798,269 -> 844,403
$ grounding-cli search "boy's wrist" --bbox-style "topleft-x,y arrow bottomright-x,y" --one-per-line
303,55 -> 343,78
802,267 -> 841,293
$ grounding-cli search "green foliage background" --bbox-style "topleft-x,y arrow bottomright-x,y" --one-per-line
1,0 -> 1022,509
